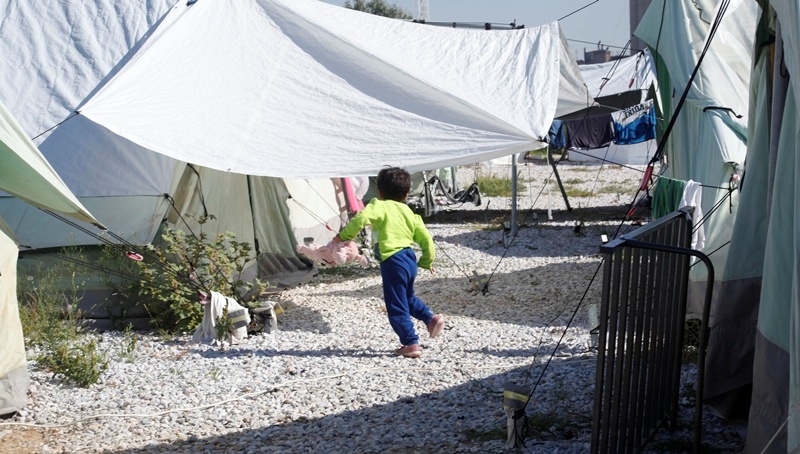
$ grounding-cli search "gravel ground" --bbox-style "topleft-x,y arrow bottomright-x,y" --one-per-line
0,161 -> 745,453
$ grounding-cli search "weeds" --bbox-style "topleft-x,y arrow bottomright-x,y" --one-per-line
19,257 -> 108,387
118,326 -> 138,363
477,175 -> 527,197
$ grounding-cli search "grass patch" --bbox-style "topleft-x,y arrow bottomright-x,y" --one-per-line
597,184 -> 631,194
477,175 -> 527,197
563,178 -> 586,185
565,166 -> 595,172
565,187 -> 594,198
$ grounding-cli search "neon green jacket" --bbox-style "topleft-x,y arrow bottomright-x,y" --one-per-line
338,198 -> 435,269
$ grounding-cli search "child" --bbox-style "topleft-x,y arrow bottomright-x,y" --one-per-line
335,167 -> 444,358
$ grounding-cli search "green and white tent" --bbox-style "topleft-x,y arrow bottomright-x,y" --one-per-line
0,98 -> 101,415
638,1 -> 799,451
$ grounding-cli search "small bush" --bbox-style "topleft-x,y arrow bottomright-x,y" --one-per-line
134,215 -> 268,333
37,338 -> 108,387
19,255 -> 108,387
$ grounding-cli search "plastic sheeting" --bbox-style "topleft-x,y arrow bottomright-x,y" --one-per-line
579,48 -> 657,101
76,0 -> 571,178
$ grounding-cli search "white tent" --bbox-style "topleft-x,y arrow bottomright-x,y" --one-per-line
0,0 -> 344,296
0,98 -> 101,415
1,0 -> 585,253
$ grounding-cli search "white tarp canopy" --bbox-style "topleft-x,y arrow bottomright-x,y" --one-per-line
75,0 -> 573,178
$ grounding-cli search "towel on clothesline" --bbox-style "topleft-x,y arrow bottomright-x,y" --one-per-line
679,180 -> 705,251
652,177 -> 686,219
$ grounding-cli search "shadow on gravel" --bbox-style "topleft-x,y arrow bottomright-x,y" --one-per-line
425,203 -> 629,225
296,260 -> 602,330
105,357 -> 597,454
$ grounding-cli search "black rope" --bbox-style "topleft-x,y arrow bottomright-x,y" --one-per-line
35,208 -> 205,292
650,0 -> 732,165
186,164 -> 209,218
31,112 -> 79,141
162,195 -> 238,299
558,0 -> 599,21
523,260 -> 604,399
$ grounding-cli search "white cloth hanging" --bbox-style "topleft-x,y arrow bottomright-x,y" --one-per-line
678,180 -> 705,251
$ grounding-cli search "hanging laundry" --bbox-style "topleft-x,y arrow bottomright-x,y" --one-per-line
612,100 -> 656,145
564,114 -> 614,149
678,180 -> 705,251
548,119 -> 567,149
651,176 -> 686,219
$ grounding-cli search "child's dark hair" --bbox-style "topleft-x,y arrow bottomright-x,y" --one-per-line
376,167 -> 411,202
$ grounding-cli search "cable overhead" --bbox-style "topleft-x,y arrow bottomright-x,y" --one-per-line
557,0 -> 599,21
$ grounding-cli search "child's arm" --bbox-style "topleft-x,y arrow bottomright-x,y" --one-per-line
413,215 -> 435,270
337,200 -> 377,242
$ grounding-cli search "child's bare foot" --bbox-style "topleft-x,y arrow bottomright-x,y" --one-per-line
393,344 -> 422,358
427,314 -> 444,339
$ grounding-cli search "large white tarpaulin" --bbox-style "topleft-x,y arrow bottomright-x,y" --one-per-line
76,0 -> 566,178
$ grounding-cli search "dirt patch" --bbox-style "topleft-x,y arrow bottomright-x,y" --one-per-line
0,427 -> 46,453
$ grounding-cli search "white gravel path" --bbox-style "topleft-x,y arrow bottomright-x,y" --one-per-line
1,161 -> 745,453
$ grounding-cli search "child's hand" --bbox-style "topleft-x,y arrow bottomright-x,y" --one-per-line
332,234 -> 342,243
429,266 -> 436,274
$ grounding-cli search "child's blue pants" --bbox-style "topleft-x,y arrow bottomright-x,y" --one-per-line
380,248 -> 434,346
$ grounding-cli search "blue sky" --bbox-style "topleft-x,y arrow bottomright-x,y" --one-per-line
319,0 -> 633,59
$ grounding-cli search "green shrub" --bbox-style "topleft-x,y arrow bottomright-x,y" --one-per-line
134,216 -> 268,333
37,338 -> 108,387
476,175 -> 527,197
19,255 -> 108,387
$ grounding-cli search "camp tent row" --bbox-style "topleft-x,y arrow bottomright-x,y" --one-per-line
636,0 -> 798,451
0,0 -> 590,412
0,0 -> 593,325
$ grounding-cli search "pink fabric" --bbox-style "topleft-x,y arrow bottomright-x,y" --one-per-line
343,178 -> 365,213
297,239 -> 369,268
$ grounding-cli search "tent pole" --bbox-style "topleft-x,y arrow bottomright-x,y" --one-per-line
511,155 -> 518,237
547,145 -> 572,211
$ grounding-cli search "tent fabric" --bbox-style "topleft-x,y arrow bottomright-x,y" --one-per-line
635,0 -> 755,295
703,27 -> 773,421
579,48 -> 657,101
0,98 -> 102,415
0,218 -> 28,415
765,3 -> 800,448
0,101 -> 99,227
747,83 -> 796,454
75,0 -> 571,178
